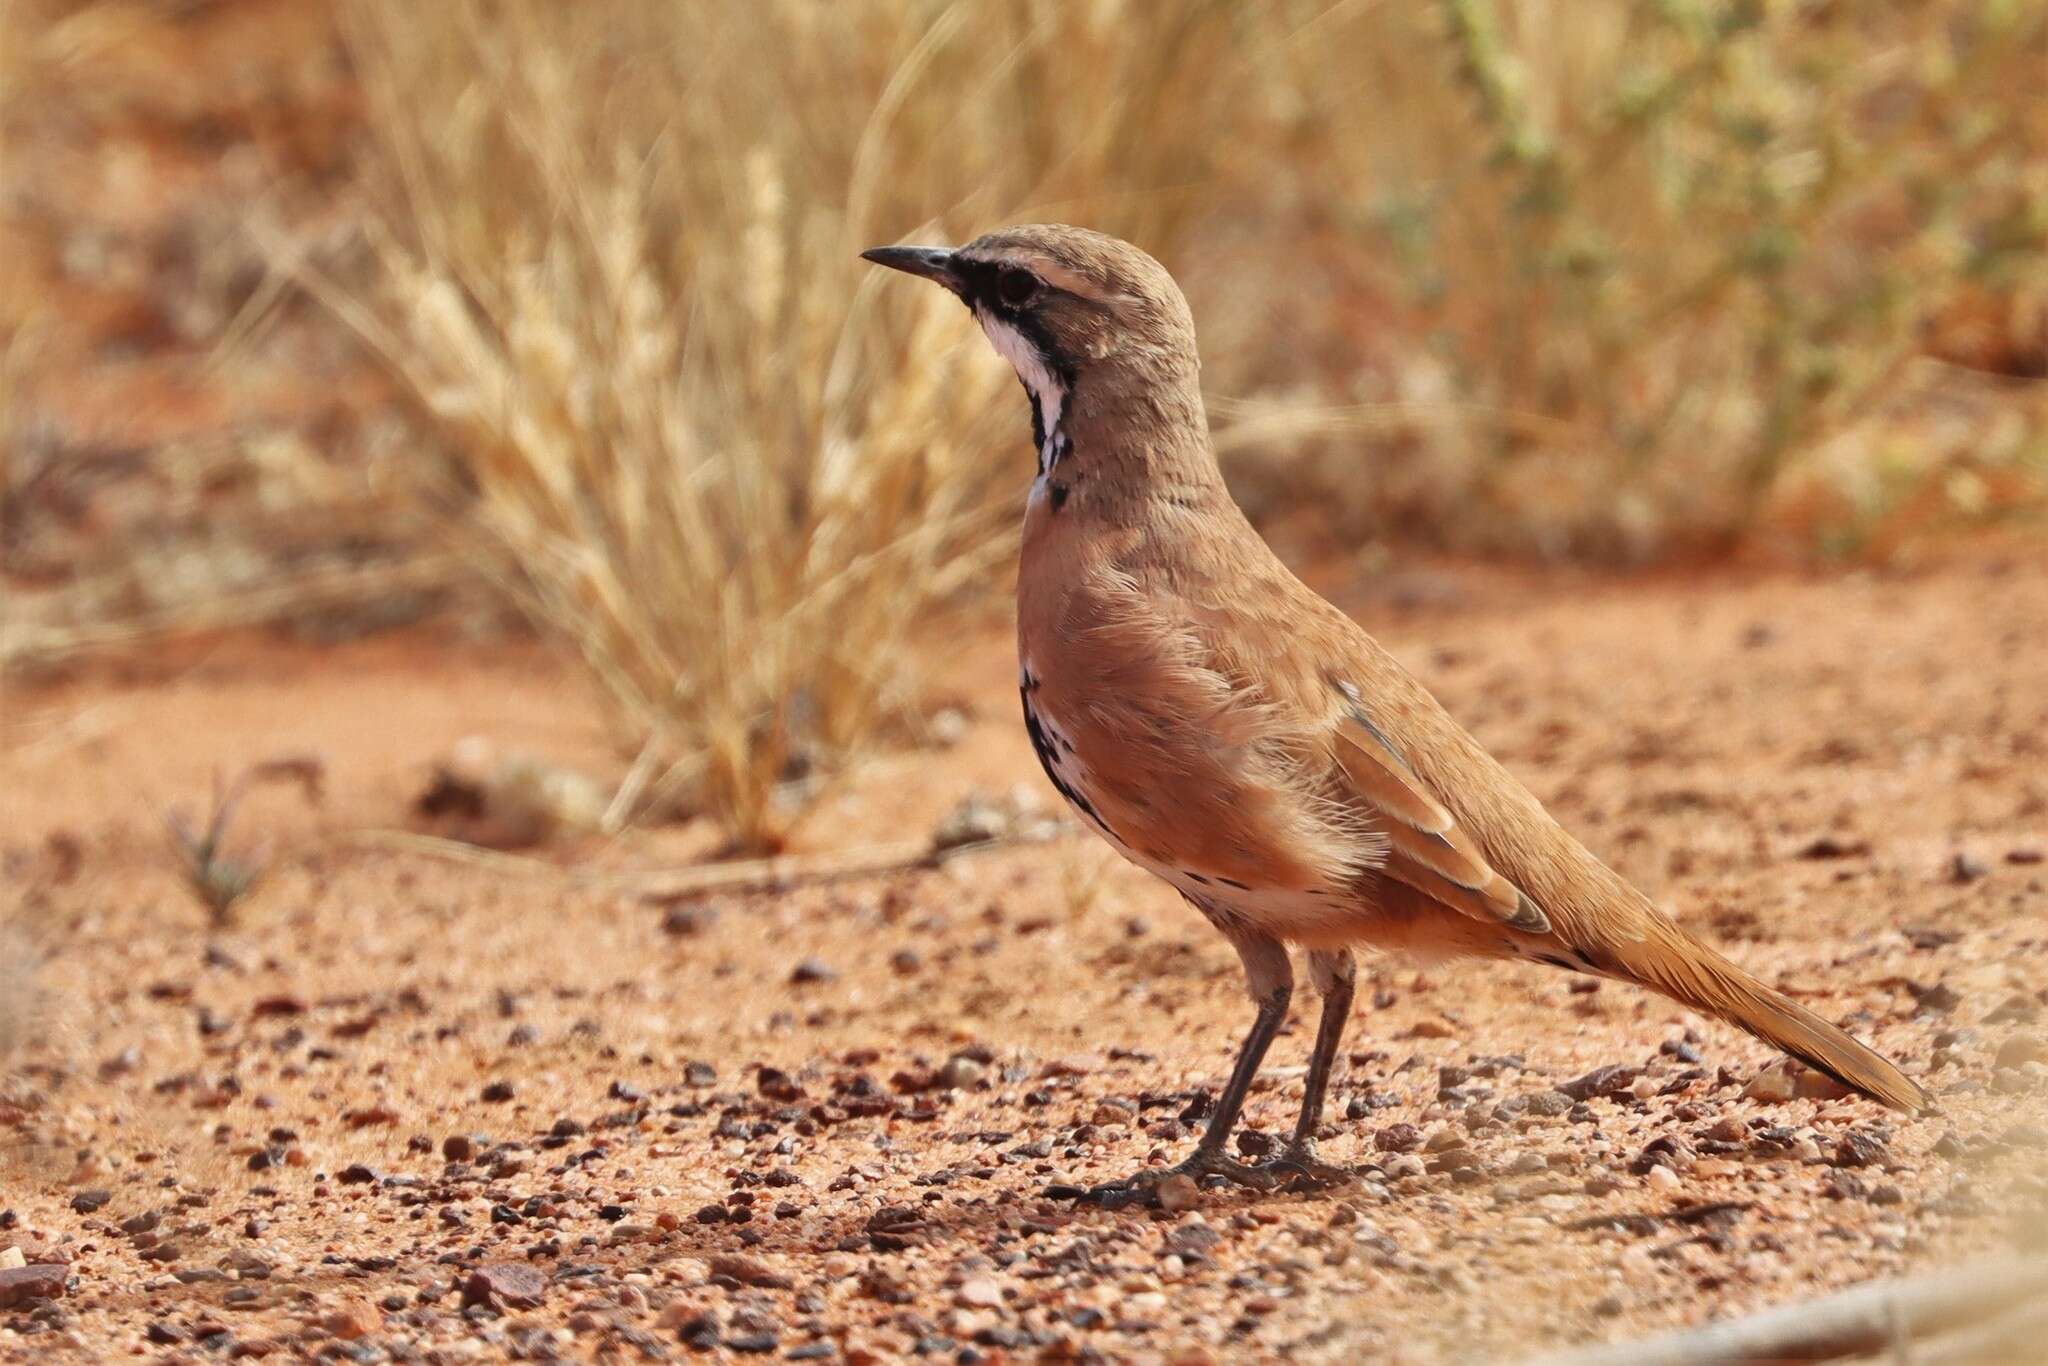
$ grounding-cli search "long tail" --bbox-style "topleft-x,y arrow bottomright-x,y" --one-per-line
1530,918 -> 1931,1114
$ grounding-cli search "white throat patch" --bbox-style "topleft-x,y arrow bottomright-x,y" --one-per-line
974,306 -> 1071,513
975,308 -> 1065,438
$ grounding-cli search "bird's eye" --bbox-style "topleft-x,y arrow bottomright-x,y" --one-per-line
997,268 -> 1039,307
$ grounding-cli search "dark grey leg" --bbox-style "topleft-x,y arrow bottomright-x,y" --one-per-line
1265,947 -> 1358,1188
1082,930 -> 1292,1207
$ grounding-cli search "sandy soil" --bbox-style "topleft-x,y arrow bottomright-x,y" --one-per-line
4,553 -> 2046,1362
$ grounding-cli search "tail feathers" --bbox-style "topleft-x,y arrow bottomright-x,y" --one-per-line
1556,925 -> 1932,1114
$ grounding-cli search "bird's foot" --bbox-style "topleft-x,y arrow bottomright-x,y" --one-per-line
1059,1148 -> 1280,1210
1256,1142 -> 1356,1193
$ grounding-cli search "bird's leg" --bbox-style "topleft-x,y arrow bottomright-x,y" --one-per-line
1260,947 -> 1357,1190
1081,932 -> 1292,1208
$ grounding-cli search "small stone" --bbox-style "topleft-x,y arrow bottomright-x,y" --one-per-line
1644,1164 -> 1681,1194
1374,1123 -> 1423,1153
461,1262 -> 546,1310
1385,1154 -> 1426,1181
336,1164 -> 378,1186
955,1277 -> 1003,1309
1091,1100 -> 1134,1127
1798,835 -> 1870,860
1906,981 -> 1963,1015
1949,852 -> 1990,883
1996,1034 -> 2048,1069
480,1080 -> 516,1103
0,1264 -> 67,1307
1792,1066 -> 1854,1101
1523,1090 -> 1575,1118
321,1303 -> 378,1340
442,1134 -> 474,1162
708,1254 -> 792,1289
661,906 -> 714,937
0,1248 -> 22,1270
1832,1131 -> 1891,1170
68,1190 -> 111,1215
1742,1066 -> 1798,1104
789,959 -> 836,985
936,1056 -> 986,1091
146,1321 -> 186,1344
1558,1065 -> 1638,1102
685,1060 -> 718,1087
1154,1174 -> 1200,1213
655,1300 -> 704,1331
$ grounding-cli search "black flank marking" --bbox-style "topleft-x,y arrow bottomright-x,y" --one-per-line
1217,876 -> 1250,892
1021,693 -> 1109,833
1185,872 -> 1210,885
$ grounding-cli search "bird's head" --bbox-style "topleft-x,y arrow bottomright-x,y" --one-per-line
863,224 -> 1198,446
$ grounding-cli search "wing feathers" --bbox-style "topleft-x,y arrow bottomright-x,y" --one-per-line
1332,695 -> 1551,934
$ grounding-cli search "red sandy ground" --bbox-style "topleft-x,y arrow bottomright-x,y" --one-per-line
4,553 -> 2046,1362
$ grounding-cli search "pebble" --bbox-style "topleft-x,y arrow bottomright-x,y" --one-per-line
936,1055 -> 986,1090
0,1264 -> 67,1307
1741,1066 -> 1797,1104
1996,1033 -> 2048,1069
709,1254 -> 793,1289
1092,1100 -> 1135,1126
1155,1174 -> 1200,1213
955,1276 -> 1003,1309
1385,1154 -> 1426,1181
1559,1065 -> 1638,1101
319,1303 -> 378,1340
1644,1164 -> 1681,1194
1374,1124 -> 1423,1153
461,1262 -> 547,1310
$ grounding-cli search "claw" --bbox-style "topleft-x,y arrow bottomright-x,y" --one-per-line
1062,1149 -> 1280,1209
1258,1143 -> 1357,1192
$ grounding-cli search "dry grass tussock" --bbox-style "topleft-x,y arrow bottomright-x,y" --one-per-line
320,0 -> 1265,845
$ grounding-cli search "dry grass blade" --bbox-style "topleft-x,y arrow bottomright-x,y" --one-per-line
163,756 -> 325,926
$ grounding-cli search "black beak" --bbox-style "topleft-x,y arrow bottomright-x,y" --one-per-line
861,245 -> 964,293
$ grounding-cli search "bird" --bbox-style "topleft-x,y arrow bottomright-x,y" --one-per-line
862,224 -> 1929,1205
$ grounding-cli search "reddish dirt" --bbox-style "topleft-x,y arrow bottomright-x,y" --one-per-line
4,554 -> 2046,1361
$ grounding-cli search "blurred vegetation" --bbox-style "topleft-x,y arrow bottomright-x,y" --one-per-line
4,0 -> 2046,845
